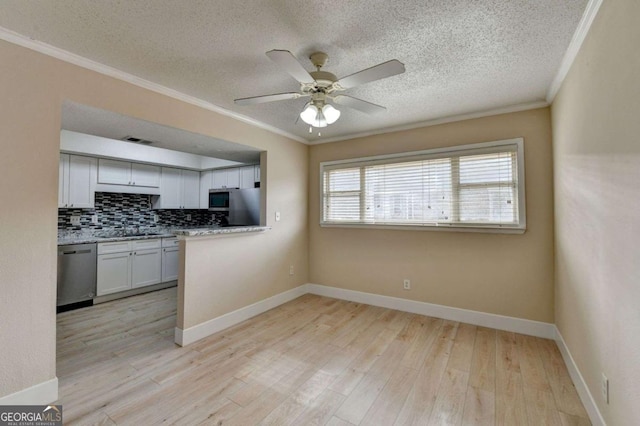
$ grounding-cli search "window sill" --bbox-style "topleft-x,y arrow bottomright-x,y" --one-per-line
319,223 -> 526,234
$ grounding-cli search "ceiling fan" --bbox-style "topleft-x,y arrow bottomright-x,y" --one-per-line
234,50 -> 405,129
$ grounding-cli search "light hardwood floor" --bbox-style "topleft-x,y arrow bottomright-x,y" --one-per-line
56,287 -> 590,425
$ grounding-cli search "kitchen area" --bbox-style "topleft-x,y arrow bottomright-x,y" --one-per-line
56,106 -> 265,314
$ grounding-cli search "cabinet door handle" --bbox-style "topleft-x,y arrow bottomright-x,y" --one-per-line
70,204 -> 73,207
133,182 -> 135,185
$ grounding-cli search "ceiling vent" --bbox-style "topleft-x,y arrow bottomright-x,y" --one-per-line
121,135 -> 154,145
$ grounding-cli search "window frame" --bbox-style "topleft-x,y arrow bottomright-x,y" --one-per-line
319,138 -> 526,234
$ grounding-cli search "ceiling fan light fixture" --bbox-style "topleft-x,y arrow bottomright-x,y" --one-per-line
313,107 -> 328,128
300,102 -> 340,128
300,103 -> 318,126
322,104 -> 340,124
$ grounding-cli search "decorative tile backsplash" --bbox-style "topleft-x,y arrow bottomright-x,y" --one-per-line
58,192 -> 225,230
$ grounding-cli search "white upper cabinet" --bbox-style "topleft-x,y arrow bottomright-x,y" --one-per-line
59,154 -> 68,207
131,163 -> 161,187
97,159 -> 130,185
212,169 -> 227,189
226,168 -> 240,189
181,170 -> 200,209
154,167 -> 200,209
59,154 -> 97,208
68,156 -> 98,208
210,167 -> 253,189
240,166 -> 255,189
212,168 -> 240,189
98,159 -> 160,187
199,171 -> 212,209
158,167 -> 181,208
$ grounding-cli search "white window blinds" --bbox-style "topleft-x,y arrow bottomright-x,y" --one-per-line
321,139 -> 526,232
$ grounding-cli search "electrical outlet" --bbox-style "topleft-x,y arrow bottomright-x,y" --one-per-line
403,279 -> 411,290
70,215 -> 81,226
275,211 -> 281,221
602,373 -> 609,404
186,214 -> 192,221
289,265 -> 294,275
91,215 -> 99,225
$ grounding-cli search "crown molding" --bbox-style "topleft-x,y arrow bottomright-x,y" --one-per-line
311,101 -> 549,144
0,26 -> 308,144
546,0 -> 604,102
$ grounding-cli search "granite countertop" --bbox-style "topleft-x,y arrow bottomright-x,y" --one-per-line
173,226 -> 271,237
57,226 -> 270,245
57,232 -> 175,246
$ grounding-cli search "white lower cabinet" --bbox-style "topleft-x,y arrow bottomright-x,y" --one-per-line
132,249 -> 162,288
161,237 -> 179,282
97,239 -> 163,296
97,252 -> 132,296
162,248 -> 179,282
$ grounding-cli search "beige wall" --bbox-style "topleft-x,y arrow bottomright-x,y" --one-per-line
551,0 -> 640,424
0,40 -> 308,399
179,149 -> 309,330
309,108 -> 555,322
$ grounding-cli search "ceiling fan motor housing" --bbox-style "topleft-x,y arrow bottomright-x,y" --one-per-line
309,71 -> 337,88
307,52 -> 337,91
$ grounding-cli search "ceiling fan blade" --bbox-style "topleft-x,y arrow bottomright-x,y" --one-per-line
266,50 -> 315,84
333,95 -> 387,115
234,92 -> 304,105
336,60 -> 405,89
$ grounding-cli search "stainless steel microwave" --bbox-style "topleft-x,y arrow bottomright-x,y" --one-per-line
208,189 -> 232,211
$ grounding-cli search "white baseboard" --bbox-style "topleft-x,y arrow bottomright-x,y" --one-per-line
175,283 -> 555,346
0,378 -> 58,405
554,326 -> 605,426
305,283 -> 556,339
175,285 -> 308,346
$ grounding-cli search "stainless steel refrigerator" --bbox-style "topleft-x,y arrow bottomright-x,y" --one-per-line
229,188 -> 260,226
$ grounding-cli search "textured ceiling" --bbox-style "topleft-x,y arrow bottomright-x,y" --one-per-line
0,0 -> 587,143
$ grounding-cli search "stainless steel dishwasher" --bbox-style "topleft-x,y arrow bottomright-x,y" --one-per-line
57,243 -> 97,310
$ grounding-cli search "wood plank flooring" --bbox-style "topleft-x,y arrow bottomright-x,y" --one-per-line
56,288 -> 590,425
